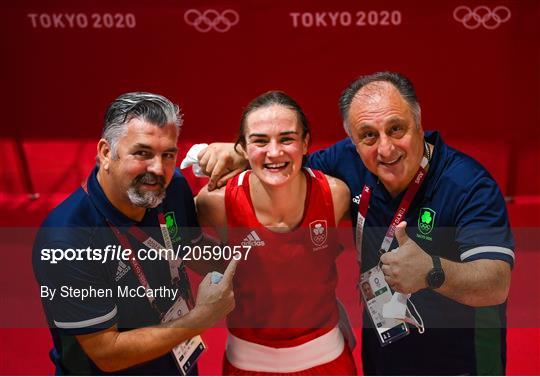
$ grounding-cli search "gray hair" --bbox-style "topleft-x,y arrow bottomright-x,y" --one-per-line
339,71 -> 421,134
102,92 -> 182,159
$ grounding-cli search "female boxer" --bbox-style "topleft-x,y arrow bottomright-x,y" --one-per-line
196,91 -> 355,375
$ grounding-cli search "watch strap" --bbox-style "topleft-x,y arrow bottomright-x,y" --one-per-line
431,255 -> 441,269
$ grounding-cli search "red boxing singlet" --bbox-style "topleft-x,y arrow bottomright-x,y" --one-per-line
225,168 -> 341,348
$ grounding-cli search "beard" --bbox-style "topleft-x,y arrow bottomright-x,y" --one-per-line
127,172 -> 166,208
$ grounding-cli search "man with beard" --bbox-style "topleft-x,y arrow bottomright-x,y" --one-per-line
33,92 -> 236,375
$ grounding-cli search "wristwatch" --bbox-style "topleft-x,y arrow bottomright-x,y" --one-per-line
426,255 -> 445,289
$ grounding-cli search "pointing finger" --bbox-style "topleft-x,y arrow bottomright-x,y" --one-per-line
221,258 -> 239,287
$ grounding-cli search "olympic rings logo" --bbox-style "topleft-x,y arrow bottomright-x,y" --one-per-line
453,5 -> 511,30
184,9 -> 239,33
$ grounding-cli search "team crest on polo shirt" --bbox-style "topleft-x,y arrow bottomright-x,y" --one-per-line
417,207 -> 436,241
310,220 -> 328,251
165,211 -> 181,243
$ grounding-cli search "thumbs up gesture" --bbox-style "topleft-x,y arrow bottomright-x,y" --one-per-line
379,221 -> 432,294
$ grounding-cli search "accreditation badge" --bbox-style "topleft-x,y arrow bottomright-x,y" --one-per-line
161,298 -> 206,375
360,265 -> 409,346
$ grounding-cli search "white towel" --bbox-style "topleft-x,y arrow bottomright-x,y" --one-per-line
180,143 -> 209,177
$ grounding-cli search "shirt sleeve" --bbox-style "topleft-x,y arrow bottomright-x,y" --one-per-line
306,138 -> 352,177
34,240 -> 118,335
455,175 -> 515,267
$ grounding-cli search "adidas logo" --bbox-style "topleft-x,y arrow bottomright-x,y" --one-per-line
115,261 -> 131,282
241,231 -> 266,247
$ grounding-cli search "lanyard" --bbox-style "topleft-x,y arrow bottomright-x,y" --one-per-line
356,153 -> 430,262
124,212 -> 181,282
107,212 -> 190,317
81,174 -> 189,317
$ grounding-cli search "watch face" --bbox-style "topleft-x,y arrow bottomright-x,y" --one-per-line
428,269 -> 445,288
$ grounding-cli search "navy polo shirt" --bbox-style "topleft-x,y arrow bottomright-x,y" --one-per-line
33,167 -> 201,375
308,131 -> 514,375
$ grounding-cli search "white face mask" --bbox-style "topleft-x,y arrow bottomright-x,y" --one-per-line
383,292 -> 425,334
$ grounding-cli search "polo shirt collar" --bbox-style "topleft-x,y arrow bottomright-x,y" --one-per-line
423,130 -> 447,200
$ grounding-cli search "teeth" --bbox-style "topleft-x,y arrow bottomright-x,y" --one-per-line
381,156 -> 401,165
265,163 -> 287,169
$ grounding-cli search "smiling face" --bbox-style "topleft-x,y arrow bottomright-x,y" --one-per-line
244,104 -> 309,187
98,117 -> 179,215
348,81 -> 424,196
